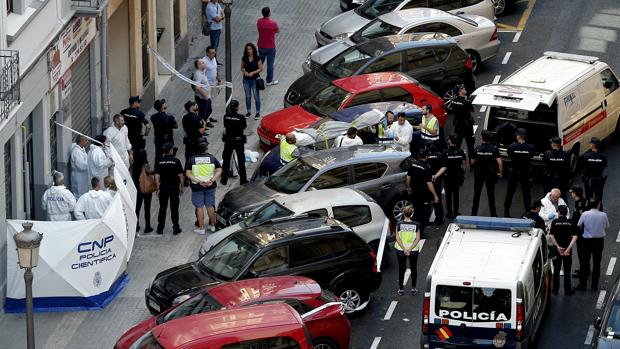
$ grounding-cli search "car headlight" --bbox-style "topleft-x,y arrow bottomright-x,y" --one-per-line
334,32 -> 353,41
172,294 -> 191,305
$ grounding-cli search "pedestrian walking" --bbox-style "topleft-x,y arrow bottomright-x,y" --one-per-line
522,200 -> 546,232
203,0 -> 224,50
74,177 -> 114,220
182,100 -> 206,165
132,149 -> 153,234
391,112 -> 413,148
406,148 -> 439,234
185,141 -> 223,234
443,134 -> 466,219
201,46 -> 221,86
569,186 -> 588,278
450,85 -> 475,163
221,100 -> 248,185
151,99 -> 177,160
581,137 -> 607,201
120,96 -> 151,151
394,206 -> 421,296
503,128 -> 535,217
548,205 -> 577,296
542,136 -> 570,198
241,43 -> 263,120
103,176 -> 118,197
192,59 -> 215,127
155,143 -> 184,235
70,135 -> 90,197
539,188 -> 569,231
103,114 -> 132,169
470,130 -> 503,216
41,171 -> 76,221
88,135 -> 113,183
413,104 -> 440,148
576,197 -> 609,291
427,143 -> 447,225
335,127 -> 364,148
257,6 -> 279,86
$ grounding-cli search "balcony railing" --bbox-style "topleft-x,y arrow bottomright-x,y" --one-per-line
0,50 -> 20,120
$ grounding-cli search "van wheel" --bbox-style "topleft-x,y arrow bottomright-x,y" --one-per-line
314,338 -> 340,349
466,50 -> 482,73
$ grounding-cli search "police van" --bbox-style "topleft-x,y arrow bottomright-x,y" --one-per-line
471,52 -> 620,172
421,216 -> 551,349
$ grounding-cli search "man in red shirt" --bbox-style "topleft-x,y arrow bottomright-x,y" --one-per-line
257,6 -> 279,86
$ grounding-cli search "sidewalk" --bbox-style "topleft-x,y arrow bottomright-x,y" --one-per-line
0,1 -> 340,348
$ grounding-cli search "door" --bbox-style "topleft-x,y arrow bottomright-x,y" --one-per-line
404,47 -> 444,91
360,52 -> 404,75
600,68 -> 620,137
290,236 -> 352,287
351,162 -> 389,201
306,166 -> 351,190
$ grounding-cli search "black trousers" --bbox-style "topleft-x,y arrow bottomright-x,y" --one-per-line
136,191 -> 152,228
583,176 -> 605,201
444,178 -> 461,216
504,170 -> 531,214
412,197 -> 432,236
576,235 -> 586,272
553,254 -> 573,292
195,96 -> 212,121
580,237 -> 605,289
397,251 -> 419,289
471,172 -> 497,216
221,141 -> 247,184
158,187 -> 180,231
432,179 -> 444,222
455,127 -> 475,162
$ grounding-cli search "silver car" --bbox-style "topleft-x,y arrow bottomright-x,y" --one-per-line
594,277 -> 620,349
316,0 -> 495,46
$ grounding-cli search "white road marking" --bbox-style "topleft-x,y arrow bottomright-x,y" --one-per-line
513,31 -> 522,43
616,230 -> 620,242
492,75 -> 502,84
502,52 -> 512,64
473,125 -> 479,133
607,257 -> 617,276
404,268 -> 412,286
384,301 -> 398,320
479,106 -> 487,113
585,325 -> 595,345
370,337 -> 382,349
596,290 -> 607,309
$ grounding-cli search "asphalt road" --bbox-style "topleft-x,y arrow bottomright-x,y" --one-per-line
347,1 -> 620,348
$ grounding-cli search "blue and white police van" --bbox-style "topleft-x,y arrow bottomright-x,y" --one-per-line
421,217 -> 551,348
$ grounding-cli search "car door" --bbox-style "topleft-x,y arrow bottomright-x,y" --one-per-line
359,51 -> 405,76
305,165 -> 352,190
351,162 -> 390,202
600,68 -> 620,138
403,47 -> 445,92
246,245 -> 291,278
290,236 -> 353,287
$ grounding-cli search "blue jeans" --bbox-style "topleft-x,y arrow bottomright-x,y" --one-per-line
242,78 -> 261,114
210,29 -> 221,49
259,47 -> 276,83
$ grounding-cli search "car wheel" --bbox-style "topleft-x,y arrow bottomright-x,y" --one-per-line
466,50 -> 482,74
340,288 -> 364,314
314,337 -> 340,349
492,0 -> 507,16
442,85 -> 459,110
392,197 -> 412,221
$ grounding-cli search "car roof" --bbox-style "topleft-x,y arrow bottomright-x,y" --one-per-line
238,216 -> 350,246
381,7 -> 456,25
208,276 -> 322,308
153,303 -> 302,348
333,72 -> 415,93
300,144 -> 410,168
273,188 -> 368,211
355,33 -> 453,55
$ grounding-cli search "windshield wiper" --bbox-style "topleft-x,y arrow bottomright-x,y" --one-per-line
303,102 -> 324,117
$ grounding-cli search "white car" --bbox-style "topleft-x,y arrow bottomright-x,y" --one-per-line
305,8 -> 499,74
199,188 -> 388,257
316,0 -> 495,46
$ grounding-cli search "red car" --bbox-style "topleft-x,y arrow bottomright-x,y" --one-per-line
116,276 -> 349,349
257,72 -> 447,150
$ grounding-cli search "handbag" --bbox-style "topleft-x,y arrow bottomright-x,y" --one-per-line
202,14 -> 211,36
256,77 -> 266,91
139,164 -> 157,194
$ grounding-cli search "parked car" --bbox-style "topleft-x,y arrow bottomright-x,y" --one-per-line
307,8 -> 499,72
124,303 -> 315,349
340,0 -> 367,11
318,0 -> 495,46
289,34 -> 475,111
265,72 -> 446,149
119,276 -> 346,349
145,216 -> 382,314
491,0 -> 516,16
593,276 -> 620,349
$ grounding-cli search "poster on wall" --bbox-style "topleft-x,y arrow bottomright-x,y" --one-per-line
48,17 -> 97,89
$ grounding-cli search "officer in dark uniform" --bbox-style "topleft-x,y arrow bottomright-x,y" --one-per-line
449,85 -> 475,164
504,128 -> 535,217
542,137 -> 570,199
548,205 -> 577,295
471,130 -> 503,217
581,137 -> 607,201
221,100 -> 248,185
154,143 -> 184,235
522,200 -> 546,232
151,99 -> 178,159
406,148 -> 440,234
570,186 -> 588,278
121,95 -> 151,151
182,100 -> 206,165
444,134 -> 466,219
426,143 -> 447,225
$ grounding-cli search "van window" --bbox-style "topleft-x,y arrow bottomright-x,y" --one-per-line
333,205 -> 372,227
222,337 -> 300,349
601,69 -> 620,96
251,246 -> 289,275
291,237 -> 349,266
380,87 -> 414,103
435,285 -> 512,322
362,53 -> 402,74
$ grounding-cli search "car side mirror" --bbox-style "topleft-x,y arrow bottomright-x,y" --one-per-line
247,270 -> 259,279
594,317 -> 603,329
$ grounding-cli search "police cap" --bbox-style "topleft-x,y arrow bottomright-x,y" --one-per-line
590,137 -> 601,146
161,142 -> 174,152
550,136 -> 562,145
515,128 -> 528,137
229,100 -> 239,109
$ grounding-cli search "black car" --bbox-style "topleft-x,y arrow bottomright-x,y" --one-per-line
145,216 -> 382,314
287,33 -> 475,106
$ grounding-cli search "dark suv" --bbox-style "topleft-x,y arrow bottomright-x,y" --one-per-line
286,33 -> 474,106
145,217 -> 382,314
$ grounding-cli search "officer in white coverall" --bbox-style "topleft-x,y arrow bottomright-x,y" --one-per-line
88,134 -> 114,182
41,172 -> 76,221
103,114 -> 133,169
70,135 -> 90,197
74,177 -> 114,220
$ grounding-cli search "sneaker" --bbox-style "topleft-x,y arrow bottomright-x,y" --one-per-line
220,179 -> 228,186
209,225 -> 216,233
194,228 -> 206,235
206,122 -> 215,128
209,118 -> 217,123
245,112 -> 251,119
156,230 -> 164,235
254,113 -> 260,120
266,80 -> 279,86
397,289 -> 404,296
411,288 -> 418,295
173,228 -> 182,235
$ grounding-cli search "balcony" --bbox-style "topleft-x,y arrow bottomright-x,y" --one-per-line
0,51 -> 20,120
71,0 -> 106,13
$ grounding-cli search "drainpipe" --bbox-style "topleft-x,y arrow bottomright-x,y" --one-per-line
100,5 -> 110,130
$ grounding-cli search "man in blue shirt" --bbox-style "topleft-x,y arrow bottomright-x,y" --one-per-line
204,0 -> 224,50
576,197 -> 609,291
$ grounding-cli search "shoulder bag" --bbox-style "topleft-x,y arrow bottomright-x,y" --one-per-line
139,164 -> 158,194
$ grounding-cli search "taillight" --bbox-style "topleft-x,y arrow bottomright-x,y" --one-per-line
370,251 -> 377,273
422,293 -> 430,333
464,56 -> 473,70
516,300 -> 524,340
490,28 -> 498,41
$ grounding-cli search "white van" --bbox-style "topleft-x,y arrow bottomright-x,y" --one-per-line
471,52 -> 620,171
421,216 -> 551,349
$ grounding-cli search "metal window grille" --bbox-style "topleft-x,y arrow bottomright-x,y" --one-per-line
0,50 -> 20,120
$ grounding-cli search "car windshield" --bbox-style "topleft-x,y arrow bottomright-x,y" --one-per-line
301,84 -> 351,116
351,18 -> 401,44
355,0 -> 404,20
325,46 -> 374,78
161,293 -> 223,324
265,159 -> 319,194
604,303 -> 620,338
244,200 -> 295,227
197,235 -> 259,281
435,285 -> 512,322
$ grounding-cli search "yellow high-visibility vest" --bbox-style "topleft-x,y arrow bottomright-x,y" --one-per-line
421,115 -> 439,140
394,222 -> 420,251
192,156 -> 216,181
280,139 -> 298,165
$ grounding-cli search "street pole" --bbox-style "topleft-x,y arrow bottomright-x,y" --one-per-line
24,268 -> 34,349
224,3 -> 232,111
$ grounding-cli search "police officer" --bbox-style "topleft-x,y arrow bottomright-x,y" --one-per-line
522,200 -> 546,232
182,100 -> 206,165
548,205 -> 577,295
504,128 -> 535,217
221,100 -> 248,185
450,85 -> 475,164
443,134 -> 466,219
154,143 -> 184,235
581,137 -> 607,201
151,99 -> 177,159
426,143 -> 447,225
121,95 -> 151,151
406,148 -> 440,234
542,137 -> 570,198
471,130 -> 503,217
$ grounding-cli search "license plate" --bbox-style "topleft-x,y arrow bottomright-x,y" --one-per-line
148,299 -> 160,312
216,214 -> 227,225
259,136 -> 271,145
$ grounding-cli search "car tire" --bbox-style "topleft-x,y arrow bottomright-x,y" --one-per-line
314,337 -> 340,349
466,50 -> 482,74
391,196 -> 413,221
338,287 -> 367,314
492,0 -> 507,16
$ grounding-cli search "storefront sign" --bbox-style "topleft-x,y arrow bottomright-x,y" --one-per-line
48,17 -> 97,88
